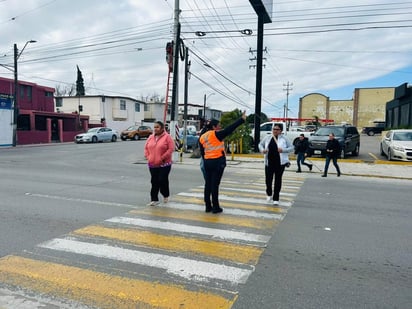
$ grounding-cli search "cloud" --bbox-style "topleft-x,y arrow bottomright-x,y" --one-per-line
1,0 -> 411,118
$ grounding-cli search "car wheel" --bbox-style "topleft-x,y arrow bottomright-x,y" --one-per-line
388,149 -> 393,161
293,138 -> 299,146
92,136 -> 98,143
121,137 -> 127,141
111,135 -> 117,142
352,143 -> 360,156
368,131 -> 375,136
133,134 -> 139,141
380,144 -> 385,156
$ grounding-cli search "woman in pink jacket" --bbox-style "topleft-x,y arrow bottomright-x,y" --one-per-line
144,121 -> 175,206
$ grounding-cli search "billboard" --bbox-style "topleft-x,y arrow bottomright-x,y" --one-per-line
249,0 -> 273,23
0,94 -> 13,146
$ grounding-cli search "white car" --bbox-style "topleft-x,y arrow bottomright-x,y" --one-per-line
75,127 -> 118,143
380,129 -> 412,161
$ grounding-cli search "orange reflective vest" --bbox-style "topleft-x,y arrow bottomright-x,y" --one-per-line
199,130 -> 225,159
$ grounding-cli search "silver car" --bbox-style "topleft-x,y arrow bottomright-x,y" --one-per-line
75,127 -> 118,143
380,129 -> 412,161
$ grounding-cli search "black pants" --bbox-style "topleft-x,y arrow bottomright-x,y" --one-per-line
265,163 -> 286,201
204,156 -> 226,210
149,165 -> 171,202
324,155 -> 341,175
297,152 -> 311,171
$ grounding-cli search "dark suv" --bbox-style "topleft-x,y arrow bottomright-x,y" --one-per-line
308,125 -> 360,158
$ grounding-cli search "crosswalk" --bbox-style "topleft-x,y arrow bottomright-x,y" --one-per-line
0,168 -> 306,309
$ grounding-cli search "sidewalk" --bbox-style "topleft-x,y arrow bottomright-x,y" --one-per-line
177,152 -> 412,180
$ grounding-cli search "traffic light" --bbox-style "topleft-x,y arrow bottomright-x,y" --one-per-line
79,105 -> 83,112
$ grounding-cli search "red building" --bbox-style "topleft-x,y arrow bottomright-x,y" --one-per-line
0,76 -> 88,145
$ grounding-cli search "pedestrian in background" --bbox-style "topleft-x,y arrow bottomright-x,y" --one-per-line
199,111 -> 246,213
294,133 -> 313,173
144,121 -> 175,206
322,132 -> 341,177
259,124 -> 294,205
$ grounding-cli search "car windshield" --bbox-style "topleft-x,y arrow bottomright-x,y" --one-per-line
87,128 -> 99,133
393,132 -> 412,141
126,126 -> 136,130
315,127 -> 344,136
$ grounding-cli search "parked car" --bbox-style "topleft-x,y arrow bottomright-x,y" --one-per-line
120,125 -> 152,141
74,127 -> 118,143
380,129 -> 412,161
361,121 -> 386,136
177,130 -> 199,151
308,125 -> 360,158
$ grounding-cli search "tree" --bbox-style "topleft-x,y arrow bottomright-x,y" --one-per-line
76,65 -> 85,96
55,84 -> 76,96
246,112 -> 269,125
220,109 -> 252,153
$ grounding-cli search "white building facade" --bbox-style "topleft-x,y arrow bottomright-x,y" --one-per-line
55,95 -> 145,133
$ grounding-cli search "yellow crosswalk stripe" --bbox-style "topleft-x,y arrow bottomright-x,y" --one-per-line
0,256 -> 236,309
130,208 -> 278,230
74,225 -> 263,264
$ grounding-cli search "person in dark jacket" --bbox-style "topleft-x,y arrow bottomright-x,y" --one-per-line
322,133 -> 341,177
199,111 -> 246,213
294,134 -> 313,173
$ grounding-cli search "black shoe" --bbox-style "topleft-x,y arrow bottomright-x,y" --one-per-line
212,207 -> 223,214
337,172 -> 341,177
296,170 -> 302,173
205,207 -> 212,213
321,174 -> 327,177
309,164 -> 313,171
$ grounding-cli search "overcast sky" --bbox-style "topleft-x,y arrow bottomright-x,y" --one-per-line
1,0 -> 412,118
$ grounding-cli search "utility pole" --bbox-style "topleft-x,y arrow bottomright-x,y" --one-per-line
171,0 -> 180,123
183,46 -> 190,148
13,40 -> 36,147
283,81 -> 293,128
13,44 -> 18,147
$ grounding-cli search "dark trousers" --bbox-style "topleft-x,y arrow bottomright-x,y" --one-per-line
324,156 -> 341,175
149,165 -> 171,201
265,163 -> 286,201
297,152 -> 311,171
204,157 -> 226,210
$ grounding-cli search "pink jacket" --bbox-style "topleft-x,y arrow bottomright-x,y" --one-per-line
144,131 -> 175,167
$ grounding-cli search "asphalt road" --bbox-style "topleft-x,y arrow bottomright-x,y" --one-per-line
0,140 -> 410,308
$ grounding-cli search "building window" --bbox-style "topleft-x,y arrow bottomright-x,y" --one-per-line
45,91 -> 53,97
135,103 -> 140,112
56,97 -> 62,107
144,104 -> 149,111
120,99 -> 126,110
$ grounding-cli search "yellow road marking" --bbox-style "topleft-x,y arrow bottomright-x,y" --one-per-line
131,208 -> 278,230
0,256 -> 236,309
74,225 -> 263,264
172,196 -> 287,213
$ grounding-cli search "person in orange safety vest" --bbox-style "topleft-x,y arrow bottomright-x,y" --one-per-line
198,111 -> 246,213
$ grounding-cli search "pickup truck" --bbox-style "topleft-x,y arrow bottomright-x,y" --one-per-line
251,122 -> 313,145
361,121 -> 386,136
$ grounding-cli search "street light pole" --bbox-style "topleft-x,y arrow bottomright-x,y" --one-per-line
12,40 -> 36,147
203,92 -> 215,121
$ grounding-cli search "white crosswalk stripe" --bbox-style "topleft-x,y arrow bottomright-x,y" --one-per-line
0,168 -> 306,308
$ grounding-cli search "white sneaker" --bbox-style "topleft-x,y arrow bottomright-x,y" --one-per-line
147,201 -> 159,206
273,200 -> 279,206
163,197 -> 169,204
266,196 -> 272,203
